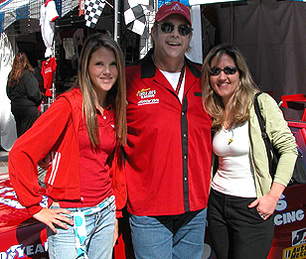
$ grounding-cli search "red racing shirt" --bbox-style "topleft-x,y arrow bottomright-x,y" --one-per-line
125,51 -> 212,216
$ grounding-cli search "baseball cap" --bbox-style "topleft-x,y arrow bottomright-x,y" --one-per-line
155,1 -> 191,25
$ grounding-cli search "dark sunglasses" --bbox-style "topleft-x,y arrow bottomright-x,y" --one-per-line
158,22 -> 193,36
209,66 -> 238,76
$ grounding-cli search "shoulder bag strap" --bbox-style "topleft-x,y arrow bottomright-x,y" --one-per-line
254,92 -> 275,179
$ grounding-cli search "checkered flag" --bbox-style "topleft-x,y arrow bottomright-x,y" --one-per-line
85,0 -> 106,28
124,0 -> 154,35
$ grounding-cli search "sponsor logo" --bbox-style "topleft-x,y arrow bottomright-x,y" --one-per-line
165,3 -> 188,16
274,194 -> 305,226
0,186 -> 24,209
292,228 -> 306,247
44,67 -> 53,74
0,186 -> 47,209
136,88 -> 159,106
0,243 -> 47,259
283,243 -> 306,259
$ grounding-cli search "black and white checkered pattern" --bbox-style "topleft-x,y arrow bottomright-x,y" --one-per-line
85,0 -> 106,28
124,0 -> 154,35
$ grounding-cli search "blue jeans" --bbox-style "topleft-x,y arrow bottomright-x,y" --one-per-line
129,208 -> 207,259
47,196 -> 116,259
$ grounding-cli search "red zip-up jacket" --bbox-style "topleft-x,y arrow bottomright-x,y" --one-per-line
9,88 -> 126,216
125,50 -> 212,216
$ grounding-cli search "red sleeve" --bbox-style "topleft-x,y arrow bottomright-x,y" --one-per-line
9,97 -> 72,215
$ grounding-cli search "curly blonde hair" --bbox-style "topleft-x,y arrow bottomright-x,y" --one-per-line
201,44 -> 258,132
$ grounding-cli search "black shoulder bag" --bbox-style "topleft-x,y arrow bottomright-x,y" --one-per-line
254,92 -> 306,186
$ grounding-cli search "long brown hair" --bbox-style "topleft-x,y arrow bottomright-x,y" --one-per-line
201,44 -> 258,132
75,33 -> 127,147
7,52 -> 34,88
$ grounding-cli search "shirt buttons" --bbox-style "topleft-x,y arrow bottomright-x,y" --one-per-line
184,177 -> 187,181
182,112 -> 185,116
184,155 -> 187,160
183,133 -> 187,138
103,116 -> 106,119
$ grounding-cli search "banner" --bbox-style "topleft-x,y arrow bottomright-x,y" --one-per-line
0,0 -> 78,34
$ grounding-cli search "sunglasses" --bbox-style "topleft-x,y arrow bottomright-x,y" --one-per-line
158,22 -> 193,36
209,66 -> 238,76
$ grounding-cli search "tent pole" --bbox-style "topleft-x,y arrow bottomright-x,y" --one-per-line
114,0 -> 118,42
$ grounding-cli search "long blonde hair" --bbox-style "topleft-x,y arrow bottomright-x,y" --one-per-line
7,52 -> 34,88
201,44 -> 258,132
75,33 -> 126,147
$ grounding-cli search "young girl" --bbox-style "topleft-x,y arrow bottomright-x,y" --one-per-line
9,33 -> 127,259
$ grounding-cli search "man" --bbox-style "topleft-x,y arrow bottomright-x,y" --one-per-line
124,2 -> 212,258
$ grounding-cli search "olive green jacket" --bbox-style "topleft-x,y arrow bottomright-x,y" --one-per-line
212,92 -> 297,198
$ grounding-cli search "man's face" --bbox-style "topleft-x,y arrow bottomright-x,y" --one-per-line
152,14 -> 192,62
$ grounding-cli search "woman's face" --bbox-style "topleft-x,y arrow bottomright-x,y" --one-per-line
88,46 -> 118,101
209,53 -> 240,106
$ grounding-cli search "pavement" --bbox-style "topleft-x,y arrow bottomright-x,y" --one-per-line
0,148 -> 9,175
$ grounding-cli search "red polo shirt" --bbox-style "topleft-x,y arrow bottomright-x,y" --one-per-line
125,51 -> 212,216
62,107 -> 116,208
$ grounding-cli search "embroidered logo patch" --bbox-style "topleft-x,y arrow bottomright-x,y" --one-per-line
136,88 -> 159,106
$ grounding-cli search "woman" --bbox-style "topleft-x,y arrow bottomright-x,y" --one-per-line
9,33 -> 127,259
7,52 -> 43,137
201,44 -> 297,259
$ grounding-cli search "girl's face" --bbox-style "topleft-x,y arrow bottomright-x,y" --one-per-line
88,46 -> 118,102
209,53 -> 240,106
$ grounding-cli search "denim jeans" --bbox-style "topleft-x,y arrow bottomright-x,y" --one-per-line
47,196 -> 116,259
207,189 -> 274,259
129,208 -> 207,259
